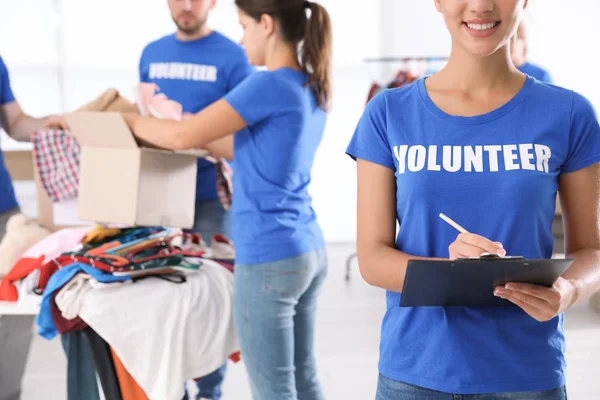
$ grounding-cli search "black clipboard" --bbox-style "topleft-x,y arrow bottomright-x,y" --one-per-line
400,255 -> 573,308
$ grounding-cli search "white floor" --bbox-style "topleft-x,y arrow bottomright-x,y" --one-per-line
20,244 -> 600,400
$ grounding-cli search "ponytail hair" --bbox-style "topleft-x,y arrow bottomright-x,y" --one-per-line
302,2 -> 332,110
235,0 -> 333,110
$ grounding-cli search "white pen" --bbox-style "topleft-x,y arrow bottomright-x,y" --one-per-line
439,213 -> 469,234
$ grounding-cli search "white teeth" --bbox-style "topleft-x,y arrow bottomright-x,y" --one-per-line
466,22 -> 497,31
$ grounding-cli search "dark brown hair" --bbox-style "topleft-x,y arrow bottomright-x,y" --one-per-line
234,0 -> 332,110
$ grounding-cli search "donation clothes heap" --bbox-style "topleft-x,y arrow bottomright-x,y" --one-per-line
0,225 -> 237,399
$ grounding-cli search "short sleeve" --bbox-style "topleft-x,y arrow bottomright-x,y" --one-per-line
138,48 -> 149,83
345,93 -> 395,169
223,72 -> 275,125
0,56 -> 16,105
561,92 -> 600,173
226,51 -> 254,91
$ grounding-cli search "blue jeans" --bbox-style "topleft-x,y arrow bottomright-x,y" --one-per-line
233,248 -> 328,400
193,199 -> 232,245
186,199 -> 231,399
376,374 -> 568,400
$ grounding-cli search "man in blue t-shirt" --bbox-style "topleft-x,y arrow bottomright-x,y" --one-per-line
139,1 -> 252,399
139,0 -> 253,246
512,22 -> 552,83
0,55 -> 69,400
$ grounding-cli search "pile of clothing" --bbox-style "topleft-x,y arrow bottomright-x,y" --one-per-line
0,223 -> 238,399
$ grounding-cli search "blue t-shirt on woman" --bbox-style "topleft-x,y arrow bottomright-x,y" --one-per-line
346,76 -> 600,394
223,68 -> 326,264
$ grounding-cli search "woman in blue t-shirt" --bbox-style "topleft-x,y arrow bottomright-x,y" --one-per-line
125,1 -> 331,399
347,1 -> 600,399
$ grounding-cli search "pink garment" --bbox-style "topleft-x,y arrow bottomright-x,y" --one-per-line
22,226 -> 95,261
134,83 -> 183,121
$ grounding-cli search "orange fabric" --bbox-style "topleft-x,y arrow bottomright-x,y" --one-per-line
86,241 -> 121,256
0,256 -> 45,301
111,348 -> 148,400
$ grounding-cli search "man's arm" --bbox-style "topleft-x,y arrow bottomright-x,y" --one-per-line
0,101 -> 68,142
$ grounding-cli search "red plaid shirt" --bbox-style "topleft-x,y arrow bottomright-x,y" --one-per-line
32,130 -> 81,203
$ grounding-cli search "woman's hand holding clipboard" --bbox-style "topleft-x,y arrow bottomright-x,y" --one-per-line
437,213 -> 577,322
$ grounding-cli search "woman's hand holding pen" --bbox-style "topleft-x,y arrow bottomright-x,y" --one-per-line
448,233 -> 506,260
440,213 -> 506,260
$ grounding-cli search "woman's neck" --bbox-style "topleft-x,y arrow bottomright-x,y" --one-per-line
434,44 -> 521,92
265,41 -> 302,72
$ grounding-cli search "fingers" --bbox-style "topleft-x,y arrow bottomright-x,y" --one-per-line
449,242 -> 494,258
495,286 -> 551,309
493,280 -> 574,322
457,233 -> 506,255
448,233 -> 506,259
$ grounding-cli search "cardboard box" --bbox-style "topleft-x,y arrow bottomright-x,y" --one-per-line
34,112 -> 199,229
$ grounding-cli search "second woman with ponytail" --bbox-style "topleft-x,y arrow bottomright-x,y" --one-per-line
124,1 -> 332,399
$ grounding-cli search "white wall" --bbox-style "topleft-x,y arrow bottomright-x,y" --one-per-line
0,0 -> 599,242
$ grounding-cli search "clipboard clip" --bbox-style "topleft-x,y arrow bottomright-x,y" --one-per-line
457,252 -> 526,261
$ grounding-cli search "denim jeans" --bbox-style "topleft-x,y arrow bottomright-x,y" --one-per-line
376,374 -> 568,400
193,199 -> 232,245
186,199 -> 231,399
233,248 -> 328,400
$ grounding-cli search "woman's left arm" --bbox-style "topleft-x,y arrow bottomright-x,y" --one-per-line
558,163 -> 600,299
124,99 -> 246,156
495,163 -> 600,321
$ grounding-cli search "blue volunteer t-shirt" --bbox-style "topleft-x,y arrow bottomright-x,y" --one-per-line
346,76 -> 600,394
518,62 -> 552,83
139,31 -> 253,202
223,68 -> 326,264
0,56 -> 19,214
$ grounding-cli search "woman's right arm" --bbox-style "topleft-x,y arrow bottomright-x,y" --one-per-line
356,158 -> 431,292
356,158 -> 504,292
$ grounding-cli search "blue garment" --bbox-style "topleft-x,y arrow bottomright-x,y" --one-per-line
0,56 -> 19,214
224,68 -> 326,264
36,263 -> 130,340
518,62 -> 552,83
233,248 -> 328,400
139,32 -> 253,202
346,76 -> 600,394
376,375 -> 568,400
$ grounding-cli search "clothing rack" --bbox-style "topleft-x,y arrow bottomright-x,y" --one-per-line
364,56 -> 449,63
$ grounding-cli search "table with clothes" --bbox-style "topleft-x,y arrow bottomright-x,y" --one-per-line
0,223 -> 238,400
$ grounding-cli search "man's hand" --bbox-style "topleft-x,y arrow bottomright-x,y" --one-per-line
494,277 -> 579,322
